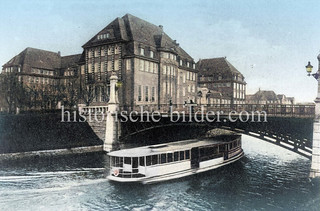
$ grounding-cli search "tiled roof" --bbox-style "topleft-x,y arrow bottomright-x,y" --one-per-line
196,57 -> 242,76
3,47 -> 81,72
83,13 -> 193,60
3,47 -> 61,70
61,54 -> 82,69
252,90 -> 278,101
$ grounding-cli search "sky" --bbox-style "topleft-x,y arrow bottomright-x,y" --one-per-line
0,0 -> 320,102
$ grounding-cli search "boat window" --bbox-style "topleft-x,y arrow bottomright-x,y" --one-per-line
132,157 -> 138,168
152,155 -> 158,165
111,156 -> 116,167
180,151 -> 185,160
185,150 -> 190,159
213,147 -> 218,154
174,152 -> 179,161
139,157 -> 145,166
115,157 -> 123,167
124,157 -> 131,165
161,153 -> 167,164
146,156 -> 152,166
219,145 -> 225,153
167,153 -> 173,163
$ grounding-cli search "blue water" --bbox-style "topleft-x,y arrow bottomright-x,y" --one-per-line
0,135 -> 319,211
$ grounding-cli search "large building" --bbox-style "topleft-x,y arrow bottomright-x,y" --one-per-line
1,47 -> 81,112
197,57 -> 246,105
78,14 -> 198,109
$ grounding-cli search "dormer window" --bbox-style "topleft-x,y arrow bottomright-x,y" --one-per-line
193,63 -> 195,69
97,33 -> 110,40
150,51 -> 154,58
187,62 -> 190,67
179,60 -> 182,66
140,48 -> 145,56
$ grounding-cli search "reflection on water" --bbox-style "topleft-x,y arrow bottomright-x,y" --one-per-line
0,135 -> 319,211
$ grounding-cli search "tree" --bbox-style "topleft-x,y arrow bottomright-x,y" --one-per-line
80,83 -> 95,106
0,73 -> 23,113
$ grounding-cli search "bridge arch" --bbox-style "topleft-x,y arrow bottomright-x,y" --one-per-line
120,120 -> 313,159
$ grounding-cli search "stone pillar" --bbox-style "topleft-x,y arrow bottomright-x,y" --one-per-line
310,54 -> 320,178
104,72 -> 119,152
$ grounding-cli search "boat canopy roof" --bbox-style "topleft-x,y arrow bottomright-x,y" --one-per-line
108,138 -> 238,157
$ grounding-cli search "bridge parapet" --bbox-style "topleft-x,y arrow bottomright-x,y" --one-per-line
79,105 -> 108,115
119,104 -> 315,118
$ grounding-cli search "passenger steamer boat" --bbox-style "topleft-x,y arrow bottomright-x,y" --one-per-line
107,135 -> 244,184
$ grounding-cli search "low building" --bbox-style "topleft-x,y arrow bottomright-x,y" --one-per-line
246,89 -> 295,105
197,57 -> 246,106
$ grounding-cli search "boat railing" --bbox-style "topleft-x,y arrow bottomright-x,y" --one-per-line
111,167 -> 145,178
199,152 -> 224,162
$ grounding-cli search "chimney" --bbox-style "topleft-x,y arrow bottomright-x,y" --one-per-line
159,25 -> 163,30
58,51 -> 61,56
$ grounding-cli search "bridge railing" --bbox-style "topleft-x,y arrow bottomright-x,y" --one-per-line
119,104 -> 315,118
78,103 -> 315,118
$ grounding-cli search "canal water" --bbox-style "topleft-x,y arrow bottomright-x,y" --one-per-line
0,135 -> 319,211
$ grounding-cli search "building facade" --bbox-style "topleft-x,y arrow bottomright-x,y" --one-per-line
79,14 -> 198,109
246,89 -> 295,105
197,57 -> 246,106
1,47 -> 81,112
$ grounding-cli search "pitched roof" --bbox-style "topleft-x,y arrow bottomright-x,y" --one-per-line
83,14 -> 193,60
3,47 -> 81,71
3,47 -> 61,70
196,57 -> 242,76
253,90 -> 278,101
61,54 -> 82,69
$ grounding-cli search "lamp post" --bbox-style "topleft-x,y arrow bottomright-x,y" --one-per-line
305,56 -> 320,178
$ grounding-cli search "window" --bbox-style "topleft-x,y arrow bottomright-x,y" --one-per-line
151,87 -> 155,102
138,85 -> 142,101
145,61 -> 149,72
114,60 -> 119,71
150,51 -> 154,58
101,62 -> 105,72
146,156 -> 152,166
174,152 -> 179,161
140,60 -> 144,71
163,66 -> 166,75
126,59 -> 131,70
150,62 -> 153,73
124,157 -> 131,165
180,151 -> 185,160
132,157 -> 138,169
153,63 -> 158,73
185,150 -> 190,159
161,154 -> 166,164
193,63 -> 195,69
167,153 -> 173,163
179,60 -> 183,66
152,155 -> 158,165
140,48 -> 145,56
145,86 -> 149,102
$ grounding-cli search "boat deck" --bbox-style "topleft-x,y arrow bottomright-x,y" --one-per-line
108,137 -> 239,157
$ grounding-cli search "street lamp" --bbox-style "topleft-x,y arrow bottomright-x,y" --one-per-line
306,61 -> 319,79
306,55 -> 320,178
306,61 -> 313,76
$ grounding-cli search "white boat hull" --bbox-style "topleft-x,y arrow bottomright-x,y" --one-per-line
107,149 -> 244,184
